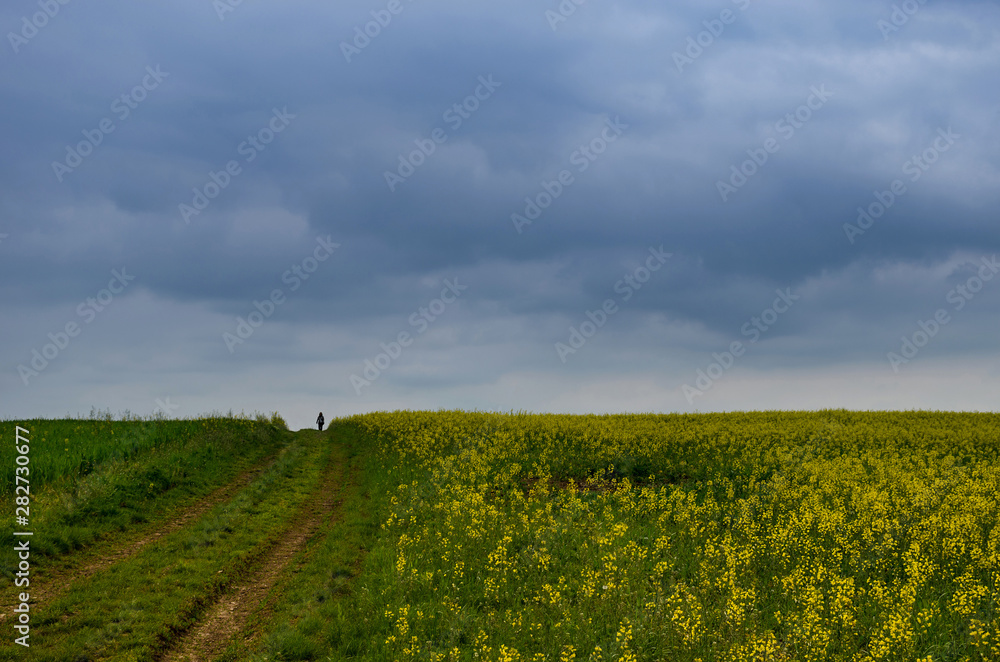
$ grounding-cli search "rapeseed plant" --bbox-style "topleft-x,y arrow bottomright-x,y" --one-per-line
346,410 -> 1000,660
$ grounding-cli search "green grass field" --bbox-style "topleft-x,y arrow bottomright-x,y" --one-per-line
2,410 -> 998,661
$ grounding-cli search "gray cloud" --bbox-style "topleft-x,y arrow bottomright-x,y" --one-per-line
2,0 -> 999,426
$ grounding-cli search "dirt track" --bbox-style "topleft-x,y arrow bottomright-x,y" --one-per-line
1,449 -> 283,618
160,436 -> 345,661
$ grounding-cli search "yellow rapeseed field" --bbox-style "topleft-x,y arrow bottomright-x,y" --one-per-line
345,410 -> 1000,661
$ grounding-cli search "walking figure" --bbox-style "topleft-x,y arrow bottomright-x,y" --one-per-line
316,412 -> 325,431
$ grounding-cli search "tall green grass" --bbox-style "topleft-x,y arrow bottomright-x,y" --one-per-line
1,410 -> 287,494
1,412 -> 290,563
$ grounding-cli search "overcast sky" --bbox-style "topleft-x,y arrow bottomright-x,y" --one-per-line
2,0 -> 998,429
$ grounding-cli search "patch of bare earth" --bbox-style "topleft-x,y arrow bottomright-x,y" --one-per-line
1,452 -> 282,617
160,446 -> 345,662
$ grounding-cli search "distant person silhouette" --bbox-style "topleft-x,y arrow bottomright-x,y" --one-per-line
316,412 -> 325,431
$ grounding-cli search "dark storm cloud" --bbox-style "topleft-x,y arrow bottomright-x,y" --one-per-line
2,0 -> 999,420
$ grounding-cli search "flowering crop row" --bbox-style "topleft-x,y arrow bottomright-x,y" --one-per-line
343,410 -> 1000,661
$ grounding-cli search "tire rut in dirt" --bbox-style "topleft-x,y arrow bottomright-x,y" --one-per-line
2,451 -> 283,615
159,446 -> 345,662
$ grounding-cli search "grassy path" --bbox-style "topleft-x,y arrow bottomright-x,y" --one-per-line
0,422 -> 378,661
1,447 -> 285,618
236,421 -> 379,660
0,427 -> 355,661
161,431 -> 347,661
